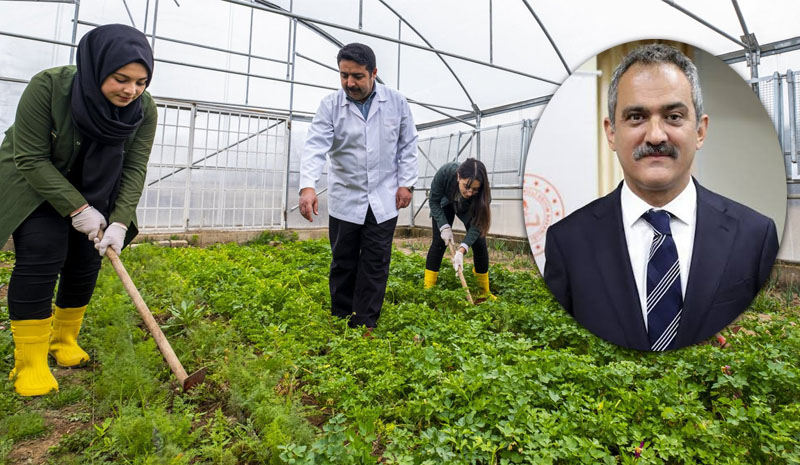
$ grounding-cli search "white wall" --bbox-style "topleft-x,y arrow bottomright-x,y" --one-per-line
523,62 -> 599,265
692,49 -> 787,243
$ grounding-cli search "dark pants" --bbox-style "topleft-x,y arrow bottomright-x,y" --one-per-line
328,207 -> 397,328
426,206 -> 489,273
8,203 -> 102,320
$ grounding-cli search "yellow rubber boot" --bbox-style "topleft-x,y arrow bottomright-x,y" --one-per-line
9,317 -> 59,396
49,305 -> 90,367
424,269 -> 439,289
473,270 -> 497,300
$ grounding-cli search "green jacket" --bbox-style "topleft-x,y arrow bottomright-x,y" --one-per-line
429,161 -> 488,248
0,66 -> 157,246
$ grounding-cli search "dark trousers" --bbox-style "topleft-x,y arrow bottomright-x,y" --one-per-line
328,207 -> 397,328
8,203 -> 102,320
425,206 -> 489,273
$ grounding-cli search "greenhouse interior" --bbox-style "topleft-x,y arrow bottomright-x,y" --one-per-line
1,0 -> 799,463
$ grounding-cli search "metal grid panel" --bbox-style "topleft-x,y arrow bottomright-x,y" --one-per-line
413,120 -> 534,237
757,77 -> 778,124
753,72 -> 793,176
790,70 -> 800,165
417,121 -> 529,189
418,133 -> 471,189
479,121 -> 527,187
138,104 -> 194,231
137,102 -> 288,232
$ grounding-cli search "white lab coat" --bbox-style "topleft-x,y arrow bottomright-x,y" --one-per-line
299,83 -> 418,225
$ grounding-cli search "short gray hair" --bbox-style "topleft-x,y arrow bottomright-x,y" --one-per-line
607,44 -> 704,128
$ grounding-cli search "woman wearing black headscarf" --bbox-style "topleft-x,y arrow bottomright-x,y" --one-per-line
0,24 -> 156,396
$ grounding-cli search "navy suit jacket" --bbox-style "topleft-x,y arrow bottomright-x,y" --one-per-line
543,179 -> 779,351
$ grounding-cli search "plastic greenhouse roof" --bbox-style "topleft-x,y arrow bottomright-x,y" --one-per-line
2,0 -> 800,129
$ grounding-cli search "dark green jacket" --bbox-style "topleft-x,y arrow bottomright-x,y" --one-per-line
429,161 -> 488,248
0,66 -> 157,246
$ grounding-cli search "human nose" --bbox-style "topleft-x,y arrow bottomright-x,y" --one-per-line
644,117 -> 668,145
122,82 -> 137,97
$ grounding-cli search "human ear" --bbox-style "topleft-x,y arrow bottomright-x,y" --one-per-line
603,117 -> 616,151
695,114 -> 709,150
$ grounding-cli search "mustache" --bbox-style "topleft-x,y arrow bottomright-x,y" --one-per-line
633,143 -> 679,160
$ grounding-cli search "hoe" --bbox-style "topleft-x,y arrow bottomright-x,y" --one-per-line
101,235 -> 207,391
449,243 -> 474,305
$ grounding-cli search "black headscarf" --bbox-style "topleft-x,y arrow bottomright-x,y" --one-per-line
70,24 -> 154,217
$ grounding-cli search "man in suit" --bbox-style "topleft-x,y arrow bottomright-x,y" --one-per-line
543,44 -> 779,351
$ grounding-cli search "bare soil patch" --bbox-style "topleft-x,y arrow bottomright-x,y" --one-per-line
8,405 -> 92,465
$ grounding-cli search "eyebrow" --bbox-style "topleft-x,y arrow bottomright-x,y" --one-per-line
662,102 -> 689,113
620,102 -> 689,117
113,72 -> 148,81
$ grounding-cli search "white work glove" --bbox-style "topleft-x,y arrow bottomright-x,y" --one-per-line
440,224 -> 454,246
452,250 -> 464,272
94,222 -> 128,257
71,206 -> 107,240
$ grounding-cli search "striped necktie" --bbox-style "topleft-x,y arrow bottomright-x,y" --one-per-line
641,209 -> 682,351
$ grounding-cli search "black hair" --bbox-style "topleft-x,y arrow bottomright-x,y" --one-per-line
456,158 -> 491,236
337,43 -> 376,72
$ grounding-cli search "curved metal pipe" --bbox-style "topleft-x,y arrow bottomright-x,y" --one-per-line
519,0 -> 571,75
227,0 -> 560,85
661,0 -> 747,48
377,0 -> 477,108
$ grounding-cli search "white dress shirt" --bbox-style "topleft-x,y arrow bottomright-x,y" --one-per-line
620,180 -> 697,330
299,83 -> 419,225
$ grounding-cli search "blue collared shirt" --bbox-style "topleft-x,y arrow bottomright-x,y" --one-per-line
346,89 -> 377,120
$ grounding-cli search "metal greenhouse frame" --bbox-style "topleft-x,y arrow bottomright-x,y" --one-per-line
2,0 -> 800,250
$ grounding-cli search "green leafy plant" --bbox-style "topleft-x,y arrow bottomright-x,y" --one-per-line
1,240 -> 798,463
163,300 -> 205,335
1,412 -> 47,441
42,385 -> 86,409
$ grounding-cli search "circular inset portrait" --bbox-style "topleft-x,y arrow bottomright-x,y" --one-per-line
524,40 -> 786,351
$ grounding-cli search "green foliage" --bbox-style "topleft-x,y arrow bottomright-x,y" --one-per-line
162,300 -> 205,336
0,438 -> 12,465
107,405 -> 196,461
1,412 -> 47,441
0,252 -> 11,323
248,230 -> 299,245
2,240 -> 799,463
0,373 -> 20,418
48,428 -> 94,456
42,385 -> 86,409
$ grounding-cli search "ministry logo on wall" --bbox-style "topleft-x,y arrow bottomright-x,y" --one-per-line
523,174 -> 564,257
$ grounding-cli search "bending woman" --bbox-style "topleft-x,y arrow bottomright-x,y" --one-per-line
0,24 -> 156,396
424,158 -> 494,299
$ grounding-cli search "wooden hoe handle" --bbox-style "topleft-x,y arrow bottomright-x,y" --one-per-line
449,243 -> 474,305
102,238 -> 206,391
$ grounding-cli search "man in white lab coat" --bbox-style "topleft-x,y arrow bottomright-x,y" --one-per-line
299,43 -> 418,329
